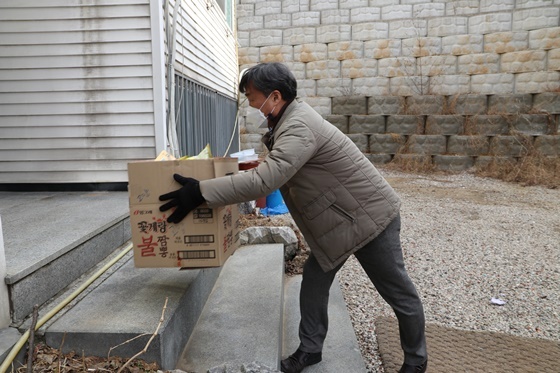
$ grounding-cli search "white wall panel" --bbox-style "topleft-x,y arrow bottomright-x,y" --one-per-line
172,0 -> 238,98
0,0 -> 238,184
0,113 -> 155,127
0,5 -> 150,20
0,77 -> 154,93
0,0 -> 156,184
0,66 -> 153,80
0,148 -> 154,161
0,42 -> 153,57
0,125 -> 154,138
0,18 -> 151,33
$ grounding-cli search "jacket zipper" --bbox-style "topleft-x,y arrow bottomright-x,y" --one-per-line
331,204 -> 356,223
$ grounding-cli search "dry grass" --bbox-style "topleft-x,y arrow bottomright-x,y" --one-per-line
385,107 -> 559,189
475,154 -> 560,189
385,152 -> 559,189
387,154 -> 437,174
474,132 -> 559,188
10,341 -> 159,373
11,298 -> 169,373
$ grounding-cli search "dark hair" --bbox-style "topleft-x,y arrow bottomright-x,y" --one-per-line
239,62 -> 297,101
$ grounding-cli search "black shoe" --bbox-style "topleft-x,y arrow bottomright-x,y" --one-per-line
399,359 -> 428,373
280,349 -> 322,373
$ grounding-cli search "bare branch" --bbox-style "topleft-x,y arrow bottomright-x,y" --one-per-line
117,297 -> 169,373
107,334 -> 150,360
26,305 -> 39,373
57,333 -> 66,373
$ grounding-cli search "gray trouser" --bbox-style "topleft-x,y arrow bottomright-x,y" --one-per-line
298,213 -> 427,365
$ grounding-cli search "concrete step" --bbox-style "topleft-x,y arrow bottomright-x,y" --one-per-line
176,243 -> 367,373
282,275 -> 367,373
0,327 -> 24,364
176,244 -> 285,372
1,243 -> 134,369
42,253 -> 223,371
0,191 -> 130,323
3,242 -> 367,373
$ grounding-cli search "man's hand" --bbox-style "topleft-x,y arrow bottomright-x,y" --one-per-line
159,174 -> 205,224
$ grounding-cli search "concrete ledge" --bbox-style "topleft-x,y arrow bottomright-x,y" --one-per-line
0,327 -> 24,367
1,192 -> 129,282
1,191 -> 130,323
44,259 -> 222,370
177,244 -> 285,372
283,275 -> 367,373
8,218 -> 131,323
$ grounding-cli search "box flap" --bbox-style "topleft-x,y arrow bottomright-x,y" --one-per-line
128,159 -> 218,205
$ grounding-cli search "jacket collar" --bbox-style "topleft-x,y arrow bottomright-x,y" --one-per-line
258,98 -> 297,129
261,98 -> 299,129
261,98 -> 300,150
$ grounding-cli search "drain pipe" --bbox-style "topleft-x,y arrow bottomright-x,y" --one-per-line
0,243 -> 133,373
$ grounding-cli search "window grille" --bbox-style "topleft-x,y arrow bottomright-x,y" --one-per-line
174,74 -> 239,157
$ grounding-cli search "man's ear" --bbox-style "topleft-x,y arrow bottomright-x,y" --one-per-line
272,90 -> 283,103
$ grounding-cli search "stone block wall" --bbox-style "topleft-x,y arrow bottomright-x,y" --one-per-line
236,0 -> 560,170
328,93 -> 559,170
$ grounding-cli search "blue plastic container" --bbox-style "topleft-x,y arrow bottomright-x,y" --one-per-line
263,189 -> 289,215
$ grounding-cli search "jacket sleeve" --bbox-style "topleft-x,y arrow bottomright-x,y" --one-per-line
200,119 -> 317,207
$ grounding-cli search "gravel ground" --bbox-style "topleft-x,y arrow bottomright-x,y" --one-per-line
337,168 -> 560,372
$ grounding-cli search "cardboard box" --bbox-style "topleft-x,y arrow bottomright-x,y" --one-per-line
127,158 -> 239,268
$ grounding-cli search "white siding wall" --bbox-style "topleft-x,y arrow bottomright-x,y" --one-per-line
0,0 -> 238,184
172,0 -> 238,98
0,0 -> 157,184
0,0 -> 155,183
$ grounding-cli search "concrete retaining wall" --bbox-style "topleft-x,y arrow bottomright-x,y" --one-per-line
236,0 -> 560,169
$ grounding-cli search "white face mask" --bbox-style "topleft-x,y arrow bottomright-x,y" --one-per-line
246,93 -> 275,127
246,106 -> 267,127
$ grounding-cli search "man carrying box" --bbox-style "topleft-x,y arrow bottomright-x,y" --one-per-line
159,62 -> 428,373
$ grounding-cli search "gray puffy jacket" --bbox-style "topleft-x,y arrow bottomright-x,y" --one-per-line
200,99 -> 401,272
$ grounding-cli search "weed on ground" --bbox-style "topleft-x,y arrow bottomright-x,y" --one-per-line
474,154 -> 559,189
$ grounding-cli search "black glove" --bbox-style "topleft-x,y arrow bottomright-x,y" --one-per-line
159,174 -> 205,224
